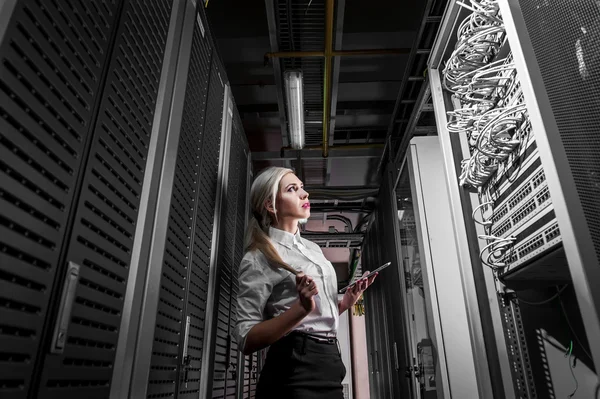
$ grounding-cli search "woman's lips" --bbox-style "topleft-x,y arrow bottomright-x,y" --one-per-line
302,203 -> 310,209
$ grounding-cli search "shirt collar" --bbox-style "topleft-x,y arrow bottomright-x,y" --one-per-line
269,226 -> 302,247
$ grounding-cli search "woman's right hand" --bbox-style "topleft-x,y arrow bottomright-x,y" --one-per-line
295,273 -> 318,314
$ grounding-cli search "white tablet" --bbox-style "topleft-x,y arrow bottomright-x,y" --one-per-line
338,262 -> 391,293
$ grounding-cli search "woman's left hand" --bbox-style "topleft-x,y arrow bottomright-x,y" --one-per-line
339,271 -> 378,314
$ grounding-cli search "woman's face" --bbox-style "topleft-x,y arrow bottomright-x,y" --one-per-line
272,173 -> 310,221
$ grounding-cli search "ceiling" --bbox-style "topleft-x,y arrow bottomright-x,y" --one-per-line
205,0 -> 446,283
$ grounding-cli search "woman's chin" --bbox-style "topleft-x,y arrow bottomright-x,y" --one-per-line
298,210 -> 310,222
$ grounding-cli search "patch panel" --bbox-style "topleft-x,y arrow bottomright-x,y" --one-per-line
492,184 -> 552,238
489,166 -> 552,238
503,218 -> 562,273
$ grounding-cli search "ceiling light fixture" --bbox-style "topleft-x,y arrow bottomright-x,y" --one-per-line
283,70 -> 305,149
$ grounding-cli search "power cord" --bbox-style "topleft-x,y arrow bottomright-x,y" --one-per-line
515,285 -> 568,306
558,292 -> 594,364
565,340 -> 579,398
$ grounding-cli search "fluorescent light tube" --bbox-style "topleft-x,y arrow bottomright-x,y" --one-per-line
284,70 -> 305,150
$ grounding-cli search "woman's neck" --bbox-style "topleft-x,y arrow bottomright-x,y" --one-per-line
271,219 -> 299,235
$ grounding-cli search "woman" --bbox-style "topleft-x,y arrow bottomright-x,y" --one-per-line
234,166 -> 377,399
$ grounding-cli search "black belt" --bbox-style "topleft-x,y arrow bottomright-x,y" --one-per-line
289,330 -> 337,344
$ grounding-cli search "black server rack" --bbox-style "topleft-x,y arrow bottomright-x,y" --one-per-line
0,0 -> 173,397
362,167 -> 415,399
0,0 -> 256,398
241,351 -> 259,398
210,106 -> 250,399
144,3 -> 217,397
428,0 -> 600,397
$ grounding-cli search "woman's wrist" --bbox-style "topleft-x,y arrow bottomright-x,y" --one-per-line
291,299 -> 311,318
339,292 -> 356,314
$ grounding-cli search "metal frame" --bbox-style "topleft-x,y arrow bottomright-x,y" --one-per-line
235,155 -> 252,399
252,145 -> 383,161
409,136 -> 489,398
406,139 -> 451,398
392,81 -> 432,164
199,83 -> 235,398
429,69 -> 511,399
497,0 -> 600,369
378,0 -> 438,172
302,232 -> 363,248
390,159 -> 422,398
110,1 -> 188,397
425,1 -> 515,398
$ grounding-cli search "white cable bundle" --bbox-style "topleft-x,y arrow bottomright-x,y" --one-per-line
442,2 -> 536,271
442,0 -> 505,94
459,149 -> 498,186
472,199 -> 517,270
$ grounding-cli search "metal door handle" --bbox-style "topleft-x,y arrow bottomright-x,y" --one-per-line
50,262 -> 80,354
182,316 -> 191,362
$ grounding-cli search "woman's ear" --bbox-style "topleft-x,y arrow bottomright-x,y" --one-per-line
264,198 -> 275,214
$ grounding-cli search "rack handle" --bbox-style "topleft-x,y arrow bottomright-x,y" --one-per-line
50,262 -> 80,354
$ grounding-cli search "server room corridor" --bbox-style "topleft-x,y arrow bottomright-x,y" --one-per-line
1,0 -> 600,398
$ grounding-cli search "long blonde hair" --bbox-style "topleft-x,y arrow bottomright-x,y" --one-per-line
245,166 -> 299,275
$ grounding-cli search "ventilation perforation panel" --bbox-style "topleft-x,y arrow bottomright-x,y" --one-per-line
212,129 -> 239,399
242,352 -> 258,398
34,1 -> 172,397
517,0 -> 600,265
176,15 -> 223,398
0,1 -> 121,397
212,108 -> 249,399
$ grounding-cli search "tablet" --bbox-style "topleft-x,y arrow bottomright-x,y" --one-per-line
338,262 -> 391,293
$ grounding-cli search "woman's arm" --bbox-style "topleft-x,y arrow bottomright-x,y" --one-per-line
338,271 -> 378,315
235,257 -> 318,355
243,300 -> 308,354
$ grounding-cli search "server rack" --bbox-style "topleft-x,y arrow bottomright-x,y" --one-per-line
429,1 -> 600,397
0,1 -> 256,398
0,0 -> 175,397
362,167 -> 414,399
363,139 -> 483,399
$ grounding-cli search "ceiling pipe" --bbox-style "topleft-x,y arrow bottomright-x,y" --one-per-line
265,48 -> 413,58
280,143 -> 384,152
323,0 -> 334,158
267,0 -> 412,159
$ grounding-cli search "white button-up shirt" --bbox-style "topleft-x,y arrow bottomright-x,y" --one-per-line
233,227 -> 339,351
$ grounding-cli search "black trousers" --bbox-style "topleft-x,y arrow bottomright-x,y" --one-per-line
256,332 -> 346,399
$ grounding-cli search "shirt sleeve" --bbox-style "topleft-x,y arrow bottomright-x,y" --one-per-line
233,252 -> 274,352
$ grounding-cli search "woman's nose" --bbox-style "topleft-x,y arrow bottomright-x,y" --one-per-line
300,189 -> 309,199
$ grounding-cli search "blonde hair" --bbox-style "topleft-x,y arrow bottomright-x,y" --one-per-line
245,166 -> 299,275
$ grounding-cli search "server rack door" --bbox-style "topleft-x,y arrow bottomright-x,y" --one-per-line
211,110 -> 249,399
229,114 -> 250,399
380,168 -> 414,399
175,6 -> 218,399
33,1 -> 174,397
362,227 -> 379,398
133,3 -> 216,398
238,158 -> 255,399
242,352 -> 258,399
373,213 -> 396,399
363,217 -> 390,399
500,0 -> 600,369
0,0 -> 173,397
0,1 -> 122,396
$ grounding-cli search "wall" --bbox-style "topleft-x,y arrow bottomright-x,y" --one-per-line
350,311 -> 371,399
